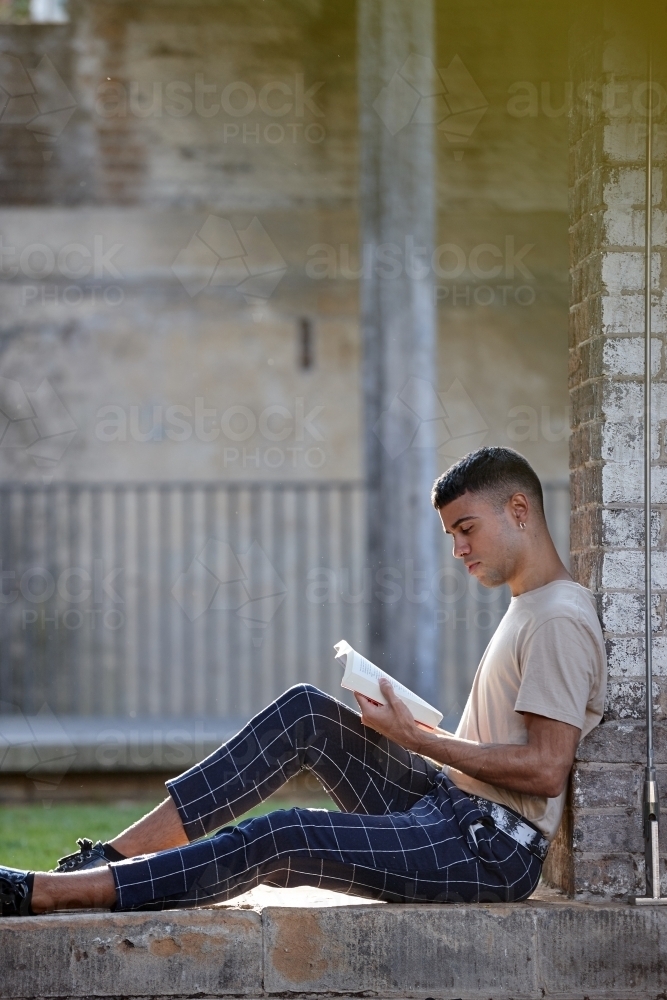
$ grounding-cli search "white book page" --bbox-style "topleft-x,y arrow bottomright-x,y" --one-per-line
333,640 -> 443,729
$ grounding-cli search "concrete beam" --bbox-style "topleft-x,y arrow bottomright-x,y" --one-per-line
357,0 -> 440,701
0,715 -> 242,774
3,900 -> 667,999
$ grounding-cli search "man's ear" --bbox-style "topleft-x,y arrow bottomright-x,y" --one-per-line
508,491 -> 529,525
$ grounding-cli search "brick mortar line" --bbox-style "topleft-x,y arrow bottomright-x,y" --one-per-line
588,503 -> 667,508
603,635 -> 666,640
568,162 -> 646,175
573,850 -> 649,858
573,811 -> 642,819
574,761 -> 667,769
571,245 -> 667,255
571,334 -> 667,341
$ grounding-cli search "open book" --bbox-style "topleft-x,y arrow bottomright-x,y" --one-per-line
334,640 -> 443,730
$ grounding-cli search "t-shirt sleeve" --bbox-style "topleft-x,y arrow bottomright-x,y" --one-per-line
514,616 -> 595,729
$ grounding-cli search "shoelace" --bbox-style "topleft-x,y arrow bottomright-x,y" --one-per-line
59,838 -> 97,870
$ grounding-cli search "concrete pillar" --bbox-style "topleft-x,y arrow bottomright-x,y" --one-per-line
357,0 -> 439,701
546,1 -> 667,897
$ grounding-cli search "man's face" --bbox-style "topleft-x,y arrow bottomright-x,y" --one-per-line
437,491 -> 521,588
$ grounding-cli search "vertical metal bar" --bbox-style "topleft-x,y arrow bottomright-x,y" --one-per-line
81,485 -> 95,715
258,482 -> 273,708
100,486 -> 116,713
158,484 -> 168,717
214,484 -> 228,715
12,486 -> 22,713
172,484 -> 185,717
91,486 -> 102,715
182,483 -> 194,717
147,486 -> 161,717
283,485 -> 298,692
318,483 -> 331,691
226,483 -> 245,718
204,484 -> 216,714
0,488 -> 11,707
340,482 -> 352,669
113,484 -> 126,715
42,485 -> 54,712
644,50 -> 654,775
295,484 -> 307,686
20,487 -> 33,714
355,483 -> 369,660
135,484 -> 147,716
249,483 -> 261,713
66,485 -> 75,713
272,484 -> 285,699
169,484 -> 184,717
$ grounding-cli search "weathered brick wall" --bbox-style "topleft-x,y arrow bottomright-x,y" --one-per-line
546,0 -> 667,896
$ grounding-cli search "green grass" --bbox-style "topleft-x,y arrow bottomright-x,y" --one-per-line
0,797 -> 334,872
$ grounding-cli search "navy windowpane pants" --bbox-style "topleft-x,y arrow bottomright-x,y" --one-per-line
110,684 -> 542,909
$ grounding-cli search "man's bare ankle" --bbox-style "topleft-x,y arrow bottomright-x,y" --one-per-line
30,869 -> 118,913
105,796 -> 187,859
30,873 -> 55,914
106,836 -> 130,858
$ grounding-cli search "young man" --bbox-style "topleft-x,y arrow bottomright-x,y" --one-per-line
0,447 -> 606,916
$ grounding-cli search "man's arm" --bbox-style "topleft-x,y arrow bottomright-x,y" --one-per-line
355,679 -> 580,799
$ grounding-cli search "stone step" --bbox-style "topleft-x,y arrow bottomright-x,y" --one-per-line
3,885 -> 667,1000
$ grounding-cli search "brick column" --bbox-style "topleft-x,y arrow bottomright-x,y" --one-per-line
545,2 -> 667,897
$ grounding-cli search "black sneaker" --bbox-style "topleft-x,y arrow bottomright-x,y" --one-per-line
0,866 -> 34,917
53,838 -> 125,873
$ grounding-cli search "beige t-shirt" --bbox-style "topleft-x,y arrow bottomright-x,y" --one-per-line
447,580 -> 607,841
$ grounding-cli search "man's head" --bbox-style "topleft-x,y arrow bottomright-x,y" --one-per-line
431,447 -> 548,589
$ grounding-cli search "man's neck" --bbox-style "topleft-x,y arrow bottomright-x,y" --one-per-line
507,542 -> 572,597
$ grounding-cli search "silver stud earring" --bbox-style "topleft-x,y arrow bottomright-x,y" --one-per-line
519,522 -> 526,530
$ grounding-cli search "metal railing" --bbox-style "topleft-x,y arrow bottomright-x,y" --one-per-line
0,479 -> 569,725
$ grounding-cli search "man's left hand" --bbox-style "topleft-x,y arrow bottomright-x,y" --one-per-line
354,679 -> 423,751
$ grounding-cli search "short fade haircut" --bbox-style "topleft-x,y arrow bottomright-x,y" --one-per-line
431,446 -> 544,516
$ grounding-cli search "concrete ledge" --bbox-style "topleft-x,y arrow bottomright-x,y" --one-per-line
3,892 -> 667,1000
0,715 -> 244,773
2,907 -> 262,998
